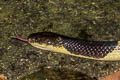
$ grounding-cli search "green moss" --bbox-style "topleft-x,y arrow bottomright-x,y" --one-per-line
0,1 -> 13,21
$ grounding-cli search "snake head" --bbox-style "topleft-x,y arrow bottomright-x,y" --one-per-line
27,32 -> 63,50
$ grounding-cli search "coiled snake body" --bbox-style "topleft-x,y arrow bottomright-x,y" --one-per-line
15,32 -> 120,61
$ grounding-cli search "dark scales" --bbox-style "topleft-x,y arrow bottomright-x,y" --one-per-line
62,38 -> 118,58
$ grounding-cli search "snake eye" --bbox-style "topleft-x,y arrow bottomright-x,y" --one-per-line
45,39 -> 51,45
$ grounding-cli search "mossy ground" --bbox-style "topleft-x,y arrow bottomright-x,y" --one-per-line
0,0 -> 120,80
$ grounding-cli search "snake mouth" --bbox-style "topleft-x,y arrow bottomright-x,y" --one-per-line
33,45 -> 50,51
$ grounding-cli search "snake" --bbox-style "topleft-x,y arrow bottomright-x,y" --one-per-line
14,32 -> 120,61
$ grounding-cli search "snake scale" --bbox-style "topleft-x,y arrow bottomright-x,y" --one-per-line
15,32 -> 120,61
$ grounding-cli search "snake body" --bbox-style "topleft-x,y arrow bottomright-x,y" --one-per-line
26,32 -> 120,61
